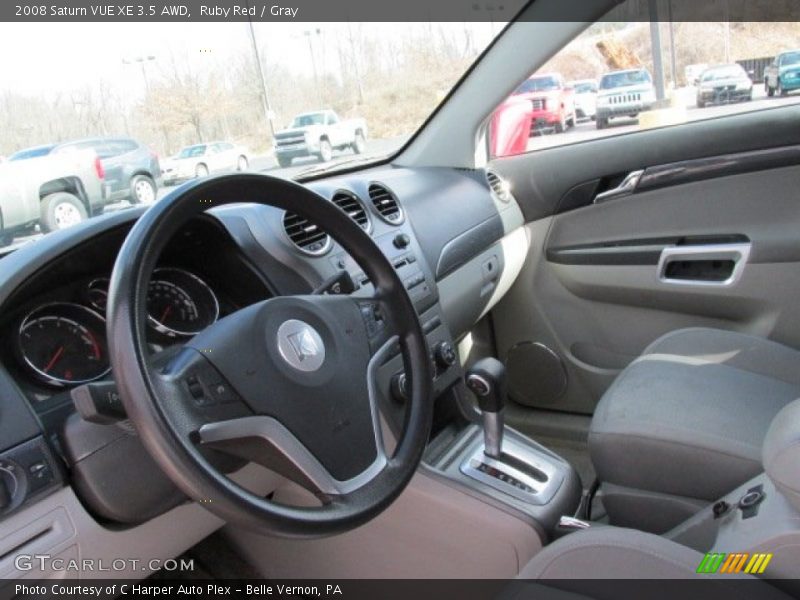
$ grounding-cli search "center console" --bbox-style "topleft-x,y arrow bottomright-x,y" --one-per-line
360,231 -> 582,545
421,358 -> 582,539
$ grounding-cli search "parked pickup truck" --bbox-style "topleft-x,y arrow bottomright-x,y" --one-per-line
0,148 -> 106,245
510,73 -> 576,134
273,110 -> 367,167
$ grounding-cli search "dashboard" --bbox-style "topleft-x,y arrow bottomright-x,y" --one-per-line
0,164 -> 526,534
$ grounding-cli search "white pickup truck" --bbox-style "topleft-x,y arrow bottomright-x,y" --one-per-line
273,110 -> 368,167
0,148 -> 107,246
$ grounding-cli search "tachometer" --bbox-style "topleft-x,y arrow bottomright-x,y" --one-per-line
18,303 -> 110,386
146,268 -> 219,337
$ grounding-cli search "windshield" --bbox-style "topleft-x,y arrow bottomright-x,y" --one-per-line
780,51 -> 800,66
0,22 -> 501,249
572,82 -> 597,93
701,66 -> 745,81
9,145 -> 55,161
599,70 -> 652,90
514,76 -> 560,94
178,145 -> 207,158
291,113 -> 326,127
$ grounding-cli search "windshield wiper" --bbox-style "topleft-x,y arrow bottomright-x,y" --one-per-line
294,154 -> 388,179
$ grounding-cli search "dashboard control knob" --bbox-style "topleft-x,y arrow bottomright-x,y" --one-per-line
434,341 -> 458,369
393,233 -> 411,249
390,372 -> 408,403
0,461 -> 21,513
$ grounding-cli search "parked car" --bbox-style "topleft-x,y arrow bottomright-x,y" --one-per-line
10,137 -> 160,205
161,141 -> 250,185
510,73 -> 576,134
273,110 -> 368,167
764,49 -> 800,96
569,79 -> 598,121
696,64 -> 753,107
0,147 -> 106,244
595,68 -> 657,129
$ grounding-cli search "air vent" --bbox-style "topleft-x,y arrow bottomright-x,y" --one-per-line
282,211 -> 331,256
368,183 -> 404,225
331,190 -> 371,232
486,170 -> 511,202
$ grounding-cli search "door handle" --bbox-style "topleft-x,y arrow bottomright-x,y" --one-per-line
594,170 -> 644,204
657,243 -> 751,286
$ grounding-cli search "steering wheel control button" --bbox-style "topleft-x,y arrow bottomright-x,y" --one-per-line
208,380 -> 238,404
359,302 -> 386,338
739,485 -> 765,518
187,377 -> 206,400
277,319 -> 326,372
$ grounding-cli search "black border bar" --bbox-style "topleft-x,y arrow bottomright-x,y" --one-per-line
3,0 -> 800,22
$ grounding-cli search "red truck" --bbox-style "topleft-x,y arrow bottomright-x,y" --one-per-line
490,73 -> 577,157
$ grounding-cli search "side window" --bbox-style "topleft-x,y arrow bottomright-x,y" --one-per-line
109,139 -> 138,156
56,140 -> 108,157
489,19 -> 800,159
327,113 -> 339,125
94,144 -> 116,159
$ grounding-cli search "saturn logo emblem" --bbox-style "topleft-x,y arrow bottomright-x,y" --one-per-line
277,319 -> 326,372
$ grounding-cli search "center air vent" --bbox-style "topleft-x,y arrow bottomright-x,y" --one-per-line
331,190 -> 371,232
282,211 -> 331,256
486,170 -> 511,202
368,183 -> 404,225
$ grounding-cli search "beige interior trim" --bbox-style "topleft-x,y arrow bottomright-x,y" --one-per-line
223,470 -> 543,579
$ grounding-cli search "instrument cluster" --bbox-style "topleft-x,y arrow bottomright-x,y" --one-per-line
16,267 -> 219,388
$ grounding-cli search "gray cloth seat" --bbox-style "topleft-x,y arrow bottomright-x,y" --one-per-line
519,527 -> 705,579
515,401 -> 800,594
515,528 -> 792,599
589,327 -> 800,531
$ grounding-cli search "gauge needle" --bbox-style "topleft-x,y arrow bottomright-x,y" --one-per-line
44,346 -> 65,373
160,305 -> 172,323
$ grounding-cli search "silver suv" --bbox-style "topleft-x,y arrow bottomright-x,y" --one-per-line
595,68 -> 657,129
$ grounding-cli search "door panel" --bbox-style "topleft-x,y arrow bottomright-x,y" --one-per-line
488,108 -> 800,415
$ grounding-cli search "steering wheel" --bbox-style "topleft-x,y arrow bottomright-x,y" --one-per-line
106,174 -> 433,537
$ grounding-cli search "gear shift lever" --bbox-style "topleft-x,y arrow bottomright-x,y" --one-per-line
465,357 -> 507,458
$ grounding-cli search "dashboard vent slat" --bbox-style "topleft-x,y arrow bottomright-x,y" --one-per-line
367,183 -> 404,225
486,170 -> 511,202
283,212 -> 330,256
331,191 -> 370,232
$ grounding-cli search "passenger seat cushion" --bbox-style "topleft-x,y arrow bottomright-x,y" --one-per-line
518,527 -> 704,579
590,328 -> 800,501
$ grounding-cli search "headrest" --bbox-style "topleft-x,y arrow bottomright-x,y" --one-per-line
763,398 -> 800,512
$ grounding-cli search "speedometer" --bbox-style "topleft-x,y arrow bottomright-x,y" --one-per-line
18,303 -> 110,386
146,268 -> 219,337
